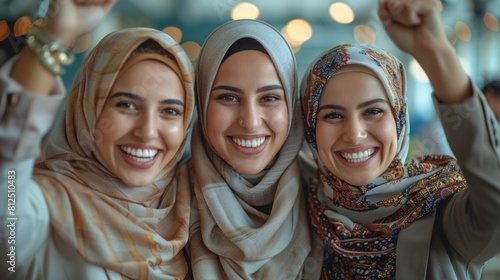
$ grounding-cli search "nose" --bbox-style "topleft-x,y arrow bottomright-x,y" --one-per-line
133,112 -> 158,141
342,117 -> 367,144
238,101 -> 262,131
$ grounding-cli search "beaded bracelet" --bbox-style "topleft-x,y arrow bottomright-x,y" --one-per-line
25,25 -> 75,76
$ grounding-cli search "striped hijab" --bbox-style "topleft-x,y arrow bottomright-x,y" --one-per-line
34,28 -> 194,279
300,44 -> 467,279
189,19 -> 311,279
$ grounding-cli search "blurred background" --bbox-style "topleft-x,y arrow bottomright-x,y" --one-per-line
2,1 -> 499,146
1,1 -> 500,276
1,1 -> 499,128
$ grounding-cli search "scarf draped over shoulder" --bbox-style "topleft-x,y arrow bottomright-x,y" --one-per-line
189,19 -> 311,279
34,28 -> 195,279
300,44 -> 467,279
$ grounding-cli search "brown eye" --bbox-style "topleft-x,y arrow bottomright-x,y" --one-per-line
364,108 -> 383,116
322,111 -> 343,120
260,94 -> 281,103
216,93 -> 239,102
162,107 -> 182,116
116,101 -> 137,110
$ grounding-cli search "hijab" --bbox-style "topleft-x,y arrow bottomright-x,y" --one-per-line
300,43 -> 467,279
189,19 -> 311,279
34,27 -> 195,279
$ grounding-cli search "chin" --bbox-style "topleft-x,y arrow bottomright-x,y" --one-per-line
122,177 -> 153,188
236,167 -> 265,176
343,177 -> 374,187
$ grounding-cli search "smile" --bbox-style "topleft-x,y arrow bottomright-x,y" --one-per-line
340,148 -> 375,162
231,137 -> 266,148
120,146 -> 159,162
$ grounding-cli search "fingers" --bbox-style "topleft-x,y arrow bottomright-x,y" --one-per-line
379,0 -> 440,27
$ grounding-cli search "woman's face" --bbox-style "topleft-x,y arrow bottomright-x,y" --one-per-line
206,50 -> 289,175
315,71 -> 398,186
95,59 -> 185,187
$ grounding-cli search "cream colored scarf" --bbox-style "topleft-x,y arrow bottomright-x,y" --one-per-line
34,28 -> 195,279
188,19 -> 311,279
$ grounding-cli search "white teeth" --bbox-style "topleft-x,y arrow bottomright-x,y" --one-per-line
232,137 -> 265,148
341,148 -> 375,162
120,146 -> 159,162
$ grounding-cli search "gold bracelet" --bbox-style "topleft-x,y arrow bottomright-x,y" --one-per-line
25,25 -> 75,76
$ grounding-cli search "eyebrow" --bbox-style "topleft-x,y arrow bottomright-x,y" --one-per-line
110,92 -> 184,106
211,84 -> 284,93
318,98 -> 389,111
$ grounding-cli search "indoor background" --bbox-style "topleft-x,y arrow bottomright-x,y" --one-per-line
1,0 -> 500,278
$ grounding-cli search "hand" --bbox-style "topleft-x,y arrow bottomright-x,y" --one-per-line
379,0 -> 471,104
40,0 -> 117,45
378,0 -> 449,60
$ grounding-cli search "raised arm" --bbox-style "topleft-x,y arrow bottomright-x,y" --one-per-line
0,0 -> 116,269
11,0 -> 116,96
379,0 -> 500,262
378,0 -> 471,104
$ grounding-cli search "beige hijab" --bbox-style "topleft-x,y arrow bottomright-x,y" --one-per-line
189,19 -> 311,279
34,28 -> 195,279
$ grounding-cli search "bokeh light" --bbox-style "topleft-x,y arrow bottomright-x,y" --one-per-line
484,13 -> 499,32
329,2 -> 354,24
13,16 -> 33,37
163,26 -> 183,43
281,27 -> 302,53
410,59 -> 429,83
231,2 -> 260,20
354,25 -> 376,44
284,19 -> 312,43
455,21 -> 471,42
181,41 -> 201,61
0,20 -> 10,42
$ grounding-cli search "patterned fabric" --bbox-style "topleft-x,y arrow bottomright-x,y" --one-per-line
300,44 -> 467,279
189,19 -> 311,279
33,28 -> 195,279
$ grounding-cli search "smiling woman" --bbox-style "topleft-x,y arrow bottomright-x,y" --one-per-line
206,42 -> 289,175
299,0 -> 500,279
0,1 -> 195,279
315,65 -> 398,187
95,56 -> 186,187
186,19 -> 311,279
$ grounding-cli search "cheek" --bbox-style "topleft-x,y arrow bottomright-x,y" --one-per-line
206,104 -> 230,133
376,120 -> 398,156
162,121 -> 185,148
94,113 -> 123,149
267,106 -> 289,134
315,123 -> 335,160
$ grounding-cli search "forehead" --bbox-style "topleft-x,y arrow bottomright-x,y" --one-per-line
212,50 -> 281,86
112,60 -> 184,98
321,70 -> 389,103
217,50 -> 274,72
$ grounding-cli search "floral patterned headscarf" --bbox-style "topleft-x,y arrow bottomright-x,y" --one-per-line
300,44 -> 467,279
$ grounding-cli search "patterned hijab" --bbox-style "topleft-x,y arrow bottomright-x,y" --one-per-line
34,28 -> 195,279
189,19 -> 311,279
300,44 -> 467,279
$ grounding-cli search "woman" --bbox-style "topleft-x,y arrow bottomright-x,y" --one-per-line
187,19 -> 311,279
0,1 -> 195,279
300,0 -> 500,279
